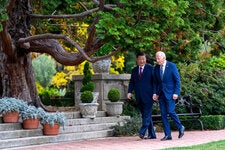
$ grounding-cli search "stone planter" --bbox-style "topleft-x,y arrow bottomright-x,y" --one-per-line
79,103 -> 99,118
105,101 -> 124,116
92,58 -> 111,74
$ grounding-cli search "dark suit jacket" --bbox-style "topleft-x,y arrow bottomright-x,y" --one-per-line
128,64 -> 155,104
154,61 -> 180,100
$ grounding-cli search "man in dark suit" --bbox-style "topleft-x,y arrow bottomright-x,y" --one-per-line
153,51 -> 185,141
127,52 -> 156,139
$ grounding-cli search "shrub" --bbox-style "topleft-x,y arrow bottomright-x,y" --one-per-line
0,97 -> 28,114
32,54 -> 56,88
122,93 -> 139,117
80,82 -> 94,92
107,88 -> 121,102
80,91 -> 93,103
201,115 -> 225,130
40,111 -> 66,127
178,62 -> 225,115
80,62 -> 94,92
20,106 -> 45,120
112,116 -> 141,136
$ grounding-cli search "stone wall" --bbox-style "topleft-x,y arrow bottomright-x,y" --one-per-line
73,74 -> 131,111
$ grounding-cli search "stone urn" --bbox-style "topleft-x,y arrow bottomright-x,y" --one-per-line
105,101 -> 124,116
79,103 -> 99,118
92,58 -> 111,74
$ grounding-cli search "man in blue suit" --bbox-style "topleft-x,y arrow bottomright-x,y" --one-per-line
127,52 -> 156,139
153,51 -> 185,141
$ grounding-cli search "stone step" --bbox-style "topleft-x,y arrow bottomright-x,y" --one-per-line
0,123 -> 22,131
0,111 -> 130,150
0,122 -> 117,140
66,116 -> 130,126
0,129 -> 42,140
0,129 -> 113,150
0,111 -> 107,122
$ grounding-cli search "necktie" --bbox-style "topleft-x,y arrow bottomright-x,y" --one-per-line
160,65 -> 163,80
139,67 -> 142,78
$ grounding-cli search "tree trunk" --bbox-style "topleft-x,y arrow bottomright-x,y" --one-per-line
0,0 -> 40,106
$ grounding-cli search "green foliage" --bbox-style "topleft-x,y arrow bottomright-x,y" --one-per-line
82,62 -> 92,85
124,51 -> 136,73
201,115 -> 225,130
80,62 -> 94,92
39,89 -> 51,105
32,54 -> 56,88
95,0 -> 225,63
122,100 -> 139,117
34,0 -> 78,14
178,62 -> 225,115
93,43 -> 113,56
31,0 -> 225,64
39,87 -> 62,97
209,53 -> 225,70
40,111 -> 66,127
112,116 -> 141,136
0,97 -> 28,114
20,106 -> 45,120
80,91 -> 93,103
107,88 -> 121,102
0,0 -> 9,32
80,82 -> 94,92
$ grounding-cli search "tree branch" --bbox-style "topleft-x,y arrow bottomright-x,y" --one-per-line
30,7 -> 99,19
17,33 -> 121,64
17,33 -> 93,61
92,0 -> 116,10
0,22 -> 15,59
30,2 -> 116,20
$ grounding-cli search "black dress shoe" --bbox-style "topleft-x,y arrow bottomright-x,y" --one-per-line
178,126 -> 185,138
161,136 -> 172,141
144,136 -> 156,140
139,134 -> 144,139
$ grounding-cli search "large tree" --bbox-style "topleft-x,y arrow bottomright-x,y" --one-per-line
0,0 -> 119,107
0,0 -> 224,108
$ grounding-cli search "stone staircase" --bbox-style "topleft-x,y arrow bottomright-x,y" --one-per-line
0,111 -> 130,149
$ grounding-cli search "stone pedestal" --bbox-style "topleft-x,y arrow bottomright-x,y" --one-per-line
73,74 -> 131,111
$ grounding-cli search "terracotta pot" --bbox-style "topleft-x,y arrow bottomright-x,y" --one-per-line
42,123 -> 60,135
22,118 -> 40,129
2,111 -> 19,123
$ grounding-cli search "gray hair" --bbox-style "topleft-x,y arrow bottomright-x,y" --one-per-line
156,51 -> 166,59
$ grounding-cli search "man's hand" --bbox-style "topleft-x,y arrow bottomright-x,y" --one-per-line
173,94 -> 178,100
153,94 -> 158,101
127,93 -> 132,100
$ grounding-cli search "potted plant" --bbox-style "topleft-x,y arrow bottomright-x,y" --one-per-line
105,88 -> 124,116
78,62 -> 99,118
20,105 -> 45,129
40,111 -> 66,135
0,97 -> 28,123
76,62 -> 99,104
79,91 -> 99,118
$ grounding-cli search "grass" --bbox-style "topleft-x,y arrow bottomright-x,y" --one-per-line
163,140 -> 225,150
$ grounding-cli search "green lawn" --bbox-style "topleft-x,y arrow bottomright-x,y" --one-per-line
163,140 -> 225,150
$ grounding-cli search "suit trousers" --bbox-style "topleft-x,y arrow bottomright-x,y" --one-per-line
137,102 -> 156,137
159,92 -> 182,136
